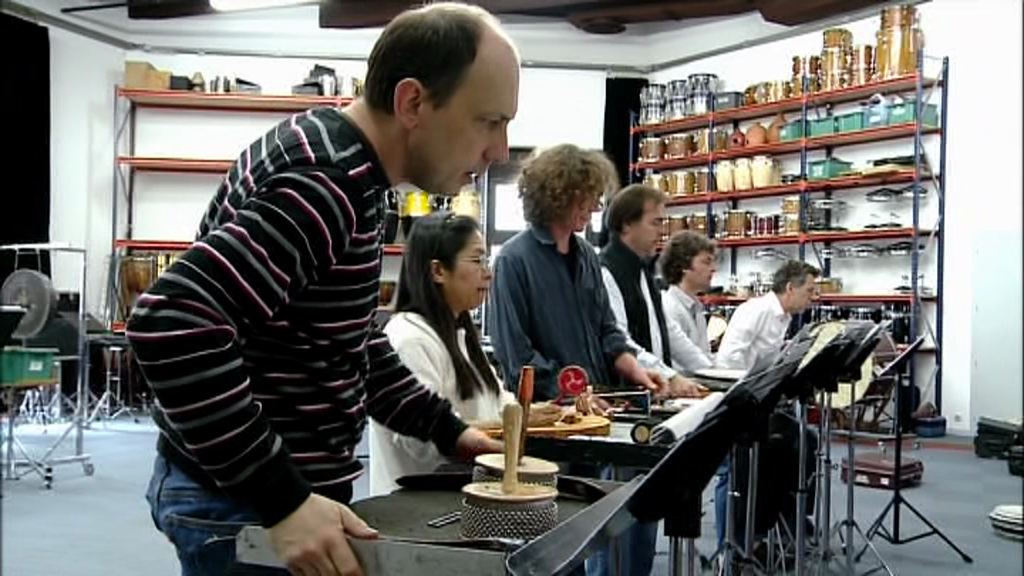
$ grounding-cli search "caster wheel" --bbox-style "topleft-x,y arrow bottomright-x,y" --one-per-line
913,441 -> 921,450
83,463 -> 95,476
44,481 -> 52,490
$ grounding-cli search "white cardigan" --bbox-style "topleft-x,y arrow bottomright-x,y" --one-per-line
368,312 -> 515,497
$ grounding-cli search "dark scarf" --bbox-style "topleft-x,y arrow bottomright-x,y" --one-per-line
600,236 -> 672,366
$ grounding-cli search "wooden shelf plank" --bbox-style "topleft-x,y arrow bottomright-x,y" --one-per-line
118,87 -> 352,113
118,156 -> 233,174
630,75 -> 940,136
114,239 -> 192,251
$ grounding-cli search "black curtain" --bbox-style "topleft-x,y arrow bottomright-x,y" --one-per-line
0,13 -> 51,282
596,76 -> 647,248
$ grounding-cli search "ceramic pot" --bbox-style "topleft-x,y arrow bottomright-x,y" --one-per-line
746,122 -> 768,146
767,112 -> 787,144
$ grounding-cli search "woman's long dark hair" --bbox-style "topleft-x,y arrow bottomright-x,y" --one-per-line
393,211 -> 501,401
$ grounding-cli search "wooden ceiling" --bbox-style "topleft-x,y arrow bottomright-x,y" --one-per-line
124,0 -> 891,34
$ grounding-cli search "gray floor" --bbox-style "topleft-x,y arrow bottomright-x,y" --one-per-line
2,417 -> 1021,576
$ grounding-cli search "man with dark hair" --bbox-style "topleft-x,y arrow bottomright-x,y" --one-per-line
601,184 -> 703,397
716,259 -> 819,371
659,230 -> 718,373
129,4 -> 516,575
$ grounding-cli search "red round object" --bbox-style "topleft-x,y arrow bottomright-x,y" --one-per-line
557,365 -> 589,398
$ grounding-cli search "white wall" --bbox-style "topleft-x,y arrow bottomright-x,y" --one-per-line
49,26 -> 124,318
651,0 -> 1023,433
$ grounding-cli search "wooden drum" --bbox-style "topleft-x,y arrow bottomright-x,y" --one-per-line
119,255 -> 157,321
781,196 -> 802,236
724,210 -> 748,239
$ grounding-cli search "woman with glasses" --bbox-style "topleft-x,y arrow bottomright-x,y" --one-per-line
368,211 -> 558,496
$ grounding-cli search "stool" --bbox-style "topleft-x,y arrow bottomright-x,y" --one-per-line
87,345 -> 127,425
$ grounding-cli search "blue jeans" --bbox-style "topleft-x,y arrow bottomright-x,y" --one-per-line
713,459 -> 730,555
145,454 -> 289,576
572,463 -> 658,576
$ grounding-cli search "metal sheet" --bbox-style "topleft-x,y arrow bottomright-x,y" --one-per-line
236,526 -> 508,576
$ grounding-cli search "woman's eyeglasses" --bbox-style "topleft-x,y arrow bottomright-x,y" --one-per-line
463,255 -> 493,271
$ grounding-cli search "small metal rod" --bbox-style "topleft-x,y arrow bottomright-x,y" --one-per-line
60,2 -> 127,14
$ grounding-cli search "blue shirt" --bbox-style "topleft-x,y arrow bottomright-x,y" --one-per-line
487,225 -> 631,400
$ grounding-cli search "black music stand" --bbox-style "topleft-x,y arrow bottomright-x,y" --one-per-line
505,335 -> 823,576
860,334 -> 973,563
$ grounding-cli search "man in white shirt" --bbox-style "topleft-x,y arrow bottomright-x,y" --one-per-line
600,184 -> 704,398
716,260 -> 820,372
659,230 -> 719,374
711,259 -> 819,562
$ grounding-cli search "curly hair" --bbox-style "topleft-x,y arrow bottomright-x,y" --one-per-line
518,144 -> 620,227
660,231 -> 717,285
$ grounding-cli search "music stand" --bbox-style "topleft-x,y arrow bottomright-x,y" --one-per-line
860,334 -> 973,563
505,350 -> 814,576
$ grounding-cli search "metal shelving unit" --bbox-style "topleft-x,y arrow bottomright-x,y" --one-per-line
630,55 -> 949,411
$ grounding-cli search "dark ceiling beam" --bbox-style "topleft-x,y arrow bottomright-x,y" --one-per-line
754,0 -> 890,26
126,0 -> 212,19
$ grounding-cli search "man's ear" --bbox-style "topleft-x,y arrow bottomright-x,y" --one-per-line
393,78 -> 427,129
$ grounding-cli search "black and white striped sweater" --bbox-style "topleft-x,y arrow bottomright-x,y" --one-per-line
126,107 -> 466,527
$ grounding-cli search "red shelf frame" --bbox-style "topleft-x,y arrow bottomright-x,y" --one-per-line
118,156 -> 234,174
659,228 -> 930,251
633,124 -> 941,172
114,239 -> 192,251
701,293 -> 936,306
118,87 -> 352,113
631,75 -> 939,136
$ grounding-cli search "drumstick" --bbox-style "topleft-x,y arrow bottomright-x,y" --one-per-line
517,366 -> 534,462
502,403 -> 523,495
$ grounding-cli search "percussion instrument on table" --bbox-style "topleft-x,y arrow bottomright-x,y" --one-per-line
461,404 -> 559,541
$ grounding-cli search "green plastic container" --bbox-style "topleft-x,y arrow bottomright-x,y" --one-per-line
779,121 -> 805,141
808,158 -> 853,181
808,117 -> 836,137
836,111 -> 865,133
0,347 -> 57,388
889,99 -> 939,127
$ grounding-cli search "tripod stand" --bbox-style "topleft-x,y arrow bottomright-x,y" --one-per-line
826,380 -> 894,576
859,336 -> 972,564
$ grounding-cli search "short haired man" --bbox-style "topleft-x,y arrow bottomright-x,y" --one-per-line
710,259 -> 819,563
716,259 -> 820,371
658,230 -> 719,374
601,184 -> 704,397
129,4 -> 517,575
488,144 -> 663,576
